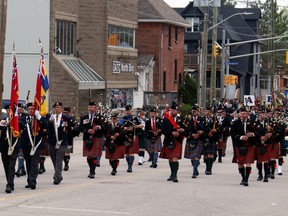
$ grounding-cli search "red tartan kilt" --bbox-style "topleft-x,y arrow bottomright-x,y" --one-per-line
217,140 -> 226,150
147,137 -> 162,153
270,142 -> 280,159
105,145 -> 125,160
83,138 -> 103,157
255,145 -> 271,163
40,141 -> 50,156
160,141 -> 182,160
235,146 -> 255,164
125,136 -> 139,155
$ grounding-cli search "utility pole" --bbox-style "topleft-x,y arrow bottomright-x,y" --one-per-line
201,9 -> 208,108
210,5 -> 218,105
0,0 -> 7,117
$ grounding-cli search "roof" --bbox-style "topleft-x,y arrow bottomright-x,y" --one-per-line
138,54 -> 155,66
138,0 -> 190,27
55,56 -> 105,90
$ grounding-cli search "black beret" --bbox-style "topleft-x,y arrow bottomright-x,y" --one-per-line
88,101 -> 96,106
26,102 -> 33,108
4,104 -> 10,109
125,104 -> 132,111
192,105 -> 199,111
170,104 -> 178,110
205,107 -> 212,111
240,107 -> 248,112
18,103 -> 23,108
150,107 -> 156,113
64,107 -> 71,112
53,101 -> 63,107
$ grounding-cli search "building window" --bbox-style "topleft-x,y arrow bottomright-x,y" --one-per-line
108,89 -> 133,109
168,26 -> 172,48
107,24 -> 135,48
163,71 -> 166,91
175,27 -> 178,42
260,75 -> 270,89
185,17 -> 200,33
179,73 -> 182,85
55,20 -> 76,55
174,59 -> 178,81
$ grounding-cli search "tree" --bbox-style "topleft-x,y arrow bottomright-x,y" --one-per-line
221,0 -> 237,6
179,74 -> 197,106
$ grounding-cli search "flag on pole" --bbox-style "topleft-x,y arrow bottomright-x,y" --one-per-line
10,44 -> 20,137
34,42 -> 49,116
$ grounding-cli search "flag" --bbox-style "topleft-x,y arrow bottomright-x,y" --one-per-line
10,45 -> 20,137
34,45 -> 49,116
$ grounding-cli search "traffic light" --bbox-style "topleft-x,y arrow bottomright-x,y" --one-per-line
286,50 -> 288,64
213,44 -> 219,57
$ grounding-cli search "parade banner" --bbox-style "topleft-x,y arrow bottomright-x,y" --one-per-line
243,95 -> 255,107
265,95 -> 272,105
10,44 -> 19,137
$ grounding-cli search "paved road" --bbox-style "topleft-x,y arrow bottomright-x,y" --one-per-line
0,136 -> 287,216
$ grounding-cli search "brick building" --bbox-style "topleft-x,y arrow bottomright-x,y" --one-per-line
136,0 -> 189,106
50,0 -> 138,115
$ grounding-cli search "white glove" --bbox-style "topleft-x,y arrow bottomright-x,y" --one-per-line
35,110 -> 41,120
67,145 -> 73,150
49,114 -> 54,121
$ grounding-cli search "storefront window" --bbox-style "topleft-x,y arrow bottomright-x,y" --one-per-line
107,24 -> 135,48
107,89 -> 133,109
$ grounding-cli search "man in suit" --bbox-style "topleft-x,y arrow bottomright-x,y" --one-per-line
0,105 -> 22,193
20,102 -> 48,189
231,107 -> 257,186
79,102 -> 105,178
48,102 -> 73,185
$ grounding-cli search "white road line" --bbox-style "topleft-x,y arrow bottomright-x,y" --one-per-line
18,205 -> 132,215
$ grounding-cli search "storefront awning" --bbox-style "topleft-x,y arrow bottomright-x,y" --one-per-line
55,55 -> 105,90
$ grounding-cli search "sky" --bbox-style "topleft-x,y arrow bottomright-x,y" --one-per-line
163,0 -> 288,8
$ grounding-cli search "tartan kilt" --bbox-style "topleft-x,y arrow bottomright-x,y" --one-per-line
125,136 -> 139,155
255,144 -> 271,163
184,140 -> 203,159
235,146 -> 255,164
147,137 -> 162,153
270,142 -> 280,159
40,140 -> 50,156
202,141 -> 217,155
83,138 -> 103,157
160,140 -> 182,160
105,145 -> 125,160
217,140 -> 226,150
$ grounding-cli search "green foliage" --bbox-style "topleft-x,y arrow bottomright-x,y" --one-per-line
179,74 -> 197,106
221,0 -> 236,6
179,103 -> 193,117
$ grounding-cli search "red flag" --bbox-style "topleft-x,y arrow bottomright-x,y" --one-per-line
10,45 -> 19,137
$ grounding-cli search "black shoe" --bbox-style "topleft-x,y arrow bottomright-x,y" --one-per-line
271,175 -> 275,179
240,180 -> 245,185
138,162 -> 143,166
96,163 -> 100,167
89,174 -> 95,179
205,170 -> 212,175
173,177 -> 178,183
243,181 -> 249,186
127,168 -> 132,173
192,174 -> 197,179
63,165 -> 69,171
111,171 -> 116,176
30,185 -> 36,190
53,180 -> 60,185
39,168 -> 46,174
25,185 -> 31,188
20,170 -> 26,176
167,176 -> 174,181
218,158 -> 222,163
15,171 -> 21,177
278,172 -> 282,176
263,178 -> 268,182
257,175 -> 263,181
5,186 -> 12,193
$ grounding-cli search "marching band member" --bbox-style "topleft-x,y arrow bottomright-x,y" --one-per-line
160,104 -> 185,183
145,107 -> 162,168
137,110 -> 147,166
184,105 -> 205,178
231,107 -> 257,186
0,105 -> 22,193
48,102 -> 73,185
79,102 -> 105,179
120,104 -> 141,173
20,102 -> 48,189
104,113 -> 125,175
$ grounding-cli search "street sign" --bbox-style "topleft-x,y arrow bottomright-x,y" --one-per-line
226,61 -> 239,65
